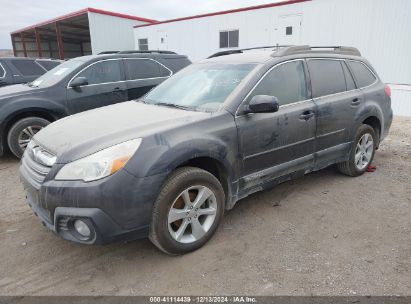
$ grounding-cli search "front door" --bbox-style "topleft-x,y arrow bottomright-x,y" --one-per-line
235,59 -> 316,192
67,59 -> 127,114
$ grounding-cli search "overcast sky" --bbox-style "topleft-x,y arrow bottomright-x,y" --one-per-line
0,0 -> 281,49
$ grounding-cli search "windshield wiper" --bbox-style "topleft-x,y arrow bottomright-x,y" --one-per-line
155,102 -> 195,111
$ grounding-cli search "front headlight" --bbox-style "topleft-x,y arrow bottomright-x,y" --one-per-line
55,138 -> 142,182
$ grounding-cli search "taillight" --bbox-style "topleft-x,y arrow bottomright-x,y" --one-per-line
384,85 -> 391,97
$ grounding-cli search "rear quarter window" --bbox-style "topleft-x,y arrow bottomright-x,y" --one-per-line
348,61 -> 377,88
307,59 -> 346,98
11,60 -> 46,76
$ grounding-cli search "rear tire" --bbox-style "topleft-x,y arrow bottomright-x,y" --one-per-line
149,167 -> 225,255
7,117 -> 50,158
337,124 -> 376,177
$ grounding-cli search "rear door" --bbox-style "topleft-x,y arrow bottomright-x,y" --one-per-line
67,59 -> 128,114
124,58 -> 172,100
306,58 -> 363,168
235,59 -> 316,191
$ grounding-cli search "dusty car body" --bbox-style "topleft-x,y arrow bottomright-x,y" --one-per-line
20,46 -> 392,254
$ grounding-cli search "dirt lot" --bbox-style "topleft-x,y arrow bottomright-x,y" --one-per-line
0,117 -> 410,296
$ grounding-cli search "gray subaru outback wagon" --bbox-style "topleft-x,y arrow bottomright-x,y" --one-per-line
20,46 -> 393,255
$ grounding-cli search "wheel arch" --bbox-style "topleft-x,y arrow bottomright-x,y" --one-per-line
362,116 -> 381,146
2,108 -> 60,152
176,156 -> 231,204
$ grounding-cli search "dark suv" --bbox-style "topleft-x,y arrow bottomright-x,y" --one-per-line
20,46 -> 393,254
0,57 -> 62,87
0,51 -> 190,157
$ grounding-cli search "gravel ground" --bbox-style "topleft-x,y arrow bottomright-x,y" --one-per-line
0,117 -> 410,296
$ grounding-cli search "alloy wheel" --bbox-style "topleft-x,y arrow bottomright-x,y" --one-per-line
168,185 -> 217,244
354,133 -> 374,170
18,125 -> 43,150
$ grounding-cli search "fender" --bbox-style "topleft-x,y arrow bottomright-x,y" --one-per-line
128,135 -> 238,181
0,97 -> 68,134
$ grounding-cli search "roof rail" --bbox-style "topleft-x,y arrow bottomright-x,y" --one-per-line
207,45 -> 292,58
117,50 -> 177,55
207,45 -> 361,59
272,45 -> 361,57
98,51 -> 120,55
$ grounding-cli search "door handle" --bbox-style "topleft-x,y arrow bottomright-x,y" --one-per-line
299,110 -> 314,121
351,97 -> 361,106
112,87 -> 121,92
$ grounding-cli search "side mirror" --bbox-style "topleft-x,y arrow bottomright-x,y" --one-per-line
70,77 -> 88,88
244,95 -> 280,114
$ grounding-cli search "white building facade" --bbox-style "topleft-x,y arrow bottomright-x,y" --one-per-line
134,0 -> 411,117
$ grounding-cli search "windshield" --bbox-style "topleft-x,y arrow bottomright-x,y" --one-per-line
30,59 -> 84,87
144,63 -> 256,111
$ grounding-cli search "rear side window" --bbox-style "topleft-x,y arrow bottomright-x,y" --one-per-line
11,60 -> 45,76
307,59 -> 346,98
342,61 -> 356,91
36,60 -> 61,71
77,60 -> 122,85
348,61 -> 377,88
160,58 -> 191,72
125,59 -> 171,80
246,60 -> 308,106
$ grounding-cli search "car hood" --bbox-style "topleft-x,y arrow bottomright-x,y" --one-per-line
0,84 -> 43,100
33,101 -> 210,163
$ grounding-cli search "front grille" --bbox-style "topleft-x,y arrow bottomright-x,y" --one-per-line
21,143 -> 54,189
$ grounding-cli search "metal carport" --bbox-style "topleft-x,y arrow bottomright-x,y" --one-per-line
10,8 -> 156,59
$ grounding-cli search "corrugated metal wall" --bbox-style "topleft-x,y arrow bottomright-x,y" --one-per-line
134,0 -> 411,116
88,12 -> 148,54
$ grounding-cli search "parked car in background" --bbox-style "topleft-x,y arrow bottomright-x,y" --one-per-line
19,46 -> 392,254
0,51 -> 191,157
0,57 -> 62,87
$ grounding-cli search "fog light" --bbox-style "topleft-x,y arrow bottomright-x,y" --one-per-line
74,219 -> 91,237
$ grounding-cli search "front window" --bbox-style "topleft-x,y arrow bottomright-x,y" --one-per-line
30,59 -> 84,87
246,60 -> 308,106
75,60 -> 122,85
144,63 -> 256,112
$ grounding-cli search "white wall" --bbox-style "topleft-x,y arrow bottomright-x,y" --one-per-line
390,85 -> 411,117
134,0 -> 411,116
89,12 -> 149,54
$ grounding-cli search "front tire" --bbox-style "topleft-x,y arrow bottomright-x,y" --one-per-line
337,124 -> 376,177
149,167 -> 225,255
7,117 -> 50,158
